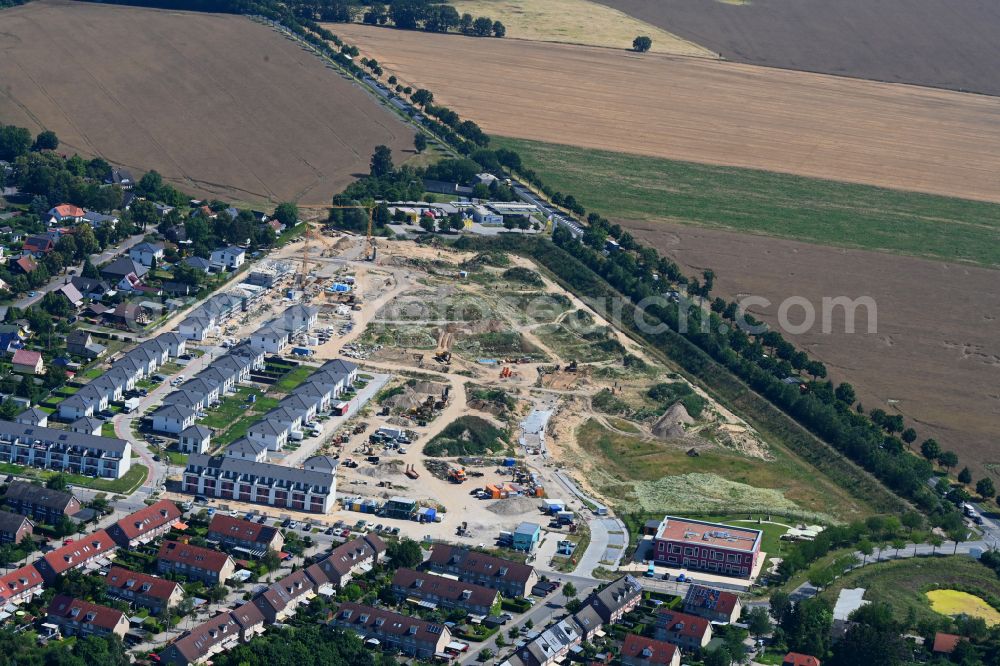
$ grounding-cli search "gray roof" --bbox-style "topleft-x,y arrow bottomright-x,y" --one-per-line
161,390 -> 203,408
185,454 -> 335,490
17,407 -> 47,423
152,404 -> 195,421
303,455 -> 339,472
320,359 -> 357,375
101,256 -> 148,278
0,509 -> 31,536
132,242 -> 163,254
249,419 -> 290,437
4,480 -> 79,510
180,425 -> 212,440
225,438 -> 266,457
182,256 -> 212,271
72,416 -> 103,432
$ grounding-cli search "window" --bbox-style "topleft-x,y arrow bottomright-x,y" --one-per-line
670,545 -> 681,554
712,552 -> 723,561
684,547 -> 695,556
727,553 -> 739,563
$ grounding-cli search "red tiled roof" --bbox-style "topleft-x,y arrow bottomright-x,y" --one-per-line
105,566 -> 181,601
47,594 -> 125,631
656,609 -> 711,642
12,349 -> 42,366
622,634 -> 679,665
37,529 -> 116,576
157,540 -> 232,573
0,564 -> 44,602
112,499 -> 180,541
783,653 -> 821,666
208,513 -> 278,546
168,611 -> 239,663
684,585 -> 740,616
428,544 -> 534,584
53,204 -> 85,218
932,634 -> 962,655
14,256 -> 37,273
392,568 -> 499,608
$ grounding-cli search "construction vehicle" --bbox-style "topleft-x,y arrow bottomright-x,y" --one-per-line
434,328 -> 454,364
500,366 -> 513,379
405,464 -> 420,480
329,202 -> 378,261
566,360 -> 578,373
448,468 -> 467,483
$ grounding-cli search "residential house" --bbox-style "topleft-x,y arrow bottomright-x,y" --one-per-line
507,616 -> 585,666
249,324 -> 288,353
0,510 -> 32,544
207,514 -> 284,557
210,246 -> 246,271
682,585 -> 742,624
107,499 -> 182,548
653,609 -> 713,651
305,534 -> 386,589
179,315 -> 216,341
160,610 -> 241,666
183,454 -> 337,513
179,425 -> 212,454
329,602 -> 452,659
651,516 -> 762,579
47,205 -> 86,225
252,569 -> 314,623
22,234 -> 55,256
47,595 -> 129,639
66,330 -> 106,359
106,167 -> 134,190
33,529 -> 117,582
105,566 -> 183,615
0,564 -> 44,606
83,210 -> 118,227
224,437 -> 268,462
13,255 -> 37,274
230,601 -> 266,643
391,568 -> 500,616
620,634 -> 681,666
246,418 -> 290,451
55,283 -> 84,309
70,276 -> 111,301
181,256 -> 212,273
152,404 -> 197,434
100,256 -> 148,282
129,242 -> 165,267
12,349 -> 43,374
157,540 -> 236,585
3,481 -> 81,523
15,406 -> 48,427
427,545 -> 538,599
587,575 -> 643,624
70,416 -> 103,436
783,654 -> 822,666
0,423 -> 131,479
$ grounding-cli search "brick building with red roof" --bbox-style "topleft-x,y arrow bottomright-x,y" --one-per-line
46,595 -> 129,639
621,633 -> 681,666
653,608 -> 713,651
105,566 -> 184,615
652,516 -> 762,579
0,564 -> 44,606
33,529 -> 116,582
157,540 -> 235,585
108,499 -> 181,548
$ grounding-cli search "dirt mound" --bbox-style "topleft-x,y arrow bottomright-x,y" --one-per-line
651,403 -> 693,439
487,496 -> 540,516
716,424 -> 771,461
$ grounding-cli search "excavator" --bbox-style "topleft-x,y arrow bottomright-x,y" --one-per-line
434,328 -> 454,364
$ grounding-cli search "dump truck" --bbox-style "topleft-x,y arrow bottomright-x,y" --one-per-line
448,468 -> 467,483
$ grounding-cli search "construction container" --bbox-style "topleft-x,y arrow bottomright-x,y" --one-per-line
534,486 -> 545,498
417,507 -> 437,523
502,458 -> 516,467
542,500 -> 565,514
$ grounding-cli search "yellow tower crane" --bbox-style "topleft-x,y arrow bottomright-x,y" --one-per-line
329,202 -> 377,262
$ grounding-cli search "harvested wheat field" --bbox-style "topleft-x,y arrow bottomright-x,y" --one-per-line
334,24 -> 1000,203
627,221 -> 1000,481
0,1 -> 412,205
448,0 -> 714,55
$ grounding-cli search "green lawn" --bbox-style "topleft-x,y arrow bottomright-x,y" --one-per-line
0,462 -> 147,494
272,365 -> 316,393
199,387 -> 279,447
818,556 -> 1000,628
494,136 -> 1000,268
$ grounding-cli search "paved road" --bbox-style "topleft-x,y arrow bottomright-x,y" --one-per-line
13,232 -> 147,309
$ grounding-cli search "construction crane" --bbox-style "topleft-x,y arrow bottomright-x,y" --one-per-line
330,202 -> 377,261
297,224 -> 319,288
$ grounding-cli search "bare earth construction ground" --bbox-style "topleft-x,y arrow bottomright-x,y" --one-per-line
333,24 -> 1000,203
594,0 -> 1000,97
627,222 -> 1000,481
0,1 -> 412,205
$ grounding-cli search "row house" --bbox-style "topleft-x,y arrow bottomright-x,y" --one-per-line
653,609 -> 713,652
682,585 -> 742,624
152,404 -> 197,435
107,499 -> 182,548
0,423 -> 132,480
305,534 -> 386,589
0,564 -> 44,606
427,545 -> 538,599
2,480 -> 81,523
621,634 -> 682,666
251,569 -> 314,623
46,595 -> 129,639
0,510 -> 32,544
329,602 -> 452,659
391,568 -> 500,616
183,453 -> 337,513
586,575 -> 643,624
507,615 -> 586,666
224,437 -> 268,462
58,331 -> 185,420
207,513 -> 284,557
105,566 -> 184,615
178,291 -> 246,341
33,529 -> 117,582
157,540 -> 236,585
161,609 -> 241,665
179,425 -> 212,454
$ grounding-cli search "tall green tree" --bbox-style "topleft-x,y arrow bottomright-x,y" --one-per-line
632,36 -> 653,52
369,145 -> 394,177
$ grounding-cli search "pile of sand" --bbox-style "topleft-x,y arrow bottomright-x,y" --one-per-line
651,403 -> 694,439
486,496 -> 540,516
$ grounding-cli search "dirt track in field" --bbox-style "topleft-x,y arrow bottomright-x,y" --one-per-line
595,0 -> 1000,97
624,221 -> 1000,481
0,1 -> 412,205
334,24 -> 1000,204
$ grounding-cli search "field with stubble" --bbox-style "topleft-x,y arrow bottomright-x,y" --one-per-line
0,1 -> 413,205
334,24 -> 1000,204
